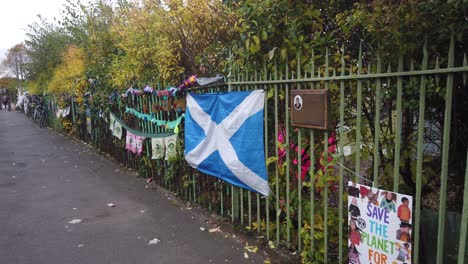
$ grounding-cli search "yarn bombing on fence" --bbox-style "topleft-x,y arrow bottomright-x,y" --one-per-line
125,107 -> 184,130
117,74 -> 223,100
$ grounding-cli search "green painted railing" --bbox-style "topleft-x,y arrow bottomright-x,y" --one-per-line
39,33 -> 468,263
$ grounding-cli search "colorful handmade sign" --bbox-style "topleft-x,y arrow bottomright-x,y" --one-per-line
164,134 -> 177,161
347,181 -> 413,264
125,131 -> 135,152
125,131 -> 145,154
109,114 -> 123,140
135,134 -> 144,155
151,138 -> 165,159
184,90 -> 270,196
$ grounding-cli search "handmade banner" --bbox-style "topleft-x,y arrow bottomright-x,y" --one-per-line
184,90 -> 270,196
164,134 -> 177,161
125,106 -> 184,130
126,132 -> 136,153
126,131 -> 145,154
112,119 -> 123,139
151,138 -> 165,159
135,134 -> 144,155
109,112 -> 123,139
348,181 -> 413,264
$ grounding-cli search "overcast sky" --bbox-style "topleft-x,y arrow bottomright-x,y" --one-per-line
0,0 -> 69,60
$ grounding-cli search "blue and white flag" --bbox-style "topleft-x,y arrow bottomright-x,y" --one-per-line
185,90 -> 270,196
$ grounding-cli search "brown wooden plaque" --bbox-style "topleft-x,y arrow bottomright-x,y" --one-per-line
291,89 -> 330,130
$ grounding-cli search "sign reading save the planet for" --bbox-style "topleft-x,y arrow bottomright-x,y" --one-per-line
348,181 -> 413,264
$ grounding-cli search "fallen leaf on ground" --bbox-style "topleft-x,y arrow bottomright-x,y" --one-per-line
268,241 -> 276,249
68,219 -> 82,224
200,227 -> 206,231
140,210 -> 146,213
209,227 -> 221,233
264,260 -> 271,264
77,244 -> 84,248
107,203 -> 116,207
244,245 -> 258,253
148,238 -> 160,245
243,252 -> 249,259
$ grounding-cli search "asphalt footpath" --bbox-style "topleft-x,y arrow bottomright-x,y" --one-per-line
0,109 -> 266,264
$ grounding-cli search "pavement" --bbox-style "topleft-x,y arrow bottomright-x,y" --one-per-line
0,109 -> 265,264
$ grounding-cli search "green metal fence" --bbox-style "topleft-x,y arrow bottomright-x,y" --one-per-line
40,33 -> 468,263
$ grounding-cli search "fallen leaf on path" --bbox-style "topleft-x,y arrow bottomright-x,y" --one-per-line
77,244 -> 84,248
209,227 -> 221,233
148,238 -> 160,245
264,260 -> 271,264
244,252 -> 249,259
244,245 -> 258,253
200,227 -> 206,231
68,219 -> 82,224
268,240 -> 276,249
107,203 -> 116,207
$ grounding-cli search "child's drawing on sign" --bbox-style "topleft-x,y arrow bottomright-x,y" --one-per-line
380,191 -> 397,213
348,243 -> 362,264
348,182 -> 360,197
396,242 -> 411,263
349,197 -> 361,220
349,219 -> 362,246
396,222 -> 412,243
397,197 -> 411,223
359,185 -> 380,206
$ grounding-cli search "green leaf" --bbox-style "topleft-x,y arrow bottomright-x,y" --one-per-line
266,156 -> 278,165
252,35 -> 260,45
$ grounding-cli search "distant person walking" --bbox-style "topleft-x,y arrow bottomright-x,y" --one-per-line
2,95 -> 11,111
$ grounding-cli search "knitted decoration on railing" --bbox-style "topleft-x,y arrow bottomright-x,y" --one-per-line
119,75 -> 198,99
125,106 -> 184,132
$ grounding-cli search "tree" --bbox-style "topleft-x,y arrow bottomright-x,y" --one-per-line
25,16 -> 72,94
1,43 -> 28,88
47,45 -> 86,95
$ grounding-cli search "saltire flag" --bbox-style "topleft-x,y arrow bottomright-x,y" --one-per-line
185,90 -> 270,196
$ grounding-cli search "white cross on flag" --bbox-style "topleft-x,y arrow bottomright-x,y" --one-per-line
184,90 -> 270,196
